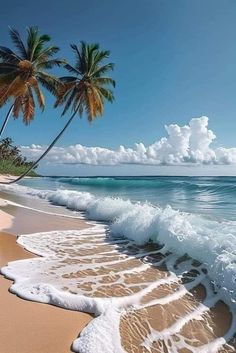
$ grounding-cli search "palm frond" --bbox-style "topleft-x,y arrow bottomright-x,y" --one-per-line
9,27 -> 27,59
92,86 -> 104,116
85,85 -> 103,121
54,82 -> 75,108
39,34 -> 51,43
0,85 -> 9,107
9,76 -> 27,97
34,45 -> 60,64
93,77 -> 116,88
37,71 -> 62,95
64,62 -> 81,76
59,76 -> 78,83
87,43 -> 100,74
56,41 -> 115,121
92,63 -> 115,77
0,76 -> 24,105
71,42 -> 87,74
89,49 -> 110,74
0,26 -> 62,124
34,36 -> 55,60
70,44 -> 82,65
0,63 -> 18,75
37,58 -> 65,69
37,77 -> 55,95
26,27 -> 57,62
0,46 -> 21,64
73,95 -> 83,117
61,87 -> 77,115
96,86 -> 114,103
26,26 -> 39,60
0,73 -> 18,88
13,96 -> 23,117
31,80 -> 45,110
23,88 -> 35,124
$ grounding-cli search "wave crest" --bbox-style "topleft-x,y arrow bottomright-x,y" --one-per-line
1,183 -> 236,302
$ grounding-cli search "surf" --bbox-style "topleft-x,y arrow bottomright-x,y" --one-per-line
1,179 -> 236,352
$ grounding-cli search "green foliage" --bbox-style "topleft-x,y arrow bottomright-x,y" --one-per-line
0,29 -> 116,182
0,137 -> 38,176
0,26 -> 64,124
55,41 -> 115,120
0,159 -> 38,176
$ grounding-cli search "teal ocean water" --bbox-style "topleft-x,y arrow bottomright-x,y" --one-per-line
2,175 -> 236,352
19,175 -> 236,221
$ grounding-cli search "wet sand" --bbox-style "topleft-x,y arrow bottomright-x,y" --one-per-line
2,202 -> 89,235
0,203 -> 92,353
0,189 -> 236,352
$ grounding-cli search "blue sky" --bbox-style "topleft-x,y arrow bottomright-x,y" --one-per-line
1,0 -> 236,175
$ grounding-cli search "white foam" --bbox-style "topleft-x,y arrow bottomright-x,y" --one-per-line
1,183 -> 236,302
1,225 -> 236,352
72,307 -> 126,353
0,198 -> 8,207
1,183 -> 236,352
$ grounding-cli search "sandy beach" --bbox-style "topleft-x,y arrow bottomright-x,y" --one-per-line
0,174 -> 16,183
1,3 -> 236,351
0,182 -> 92,353
0,175 -> 236,353
0,199 -> 13,229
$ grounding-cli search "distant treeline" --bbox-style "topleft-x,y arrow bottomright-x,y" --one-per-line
0,138 -> 38,176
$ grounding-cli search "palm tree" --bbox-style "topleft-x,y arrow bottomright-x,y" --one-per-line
5,41 -> 115,184
0,26 -> 63,137
0,137 -> 13,159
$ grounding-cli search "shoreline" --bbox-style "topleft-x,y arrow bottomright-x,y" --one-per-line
0,174 -> 20,183
0,179 -> 236,352
0,198 -> 13,229
0,194 -> 92,353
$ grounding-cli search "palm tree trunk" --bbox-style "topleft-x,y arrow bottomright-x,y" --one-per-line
0,104 -> 14,139
0,109 -> 78,185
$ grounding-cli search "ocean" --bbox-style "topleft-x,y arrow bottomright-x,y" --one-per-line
19,175 -> 236,220
1,175 -> 236,352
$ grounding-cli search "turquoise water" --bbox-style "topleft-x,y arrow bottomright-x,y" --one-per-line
2,174 -> 236,304
4,175 -> 236,353
19,176 -> 236,221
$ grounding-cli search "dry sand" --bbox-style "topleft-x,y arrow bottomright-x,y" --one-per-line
0,208 -> 13,230
0,174 -> 17,183
0,174 -> 32,183
0,199 -> 92,353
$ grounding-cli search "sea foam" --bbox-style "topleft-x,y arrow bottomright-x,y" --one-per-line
1,183 -> 236,302
1,182 -> 236,352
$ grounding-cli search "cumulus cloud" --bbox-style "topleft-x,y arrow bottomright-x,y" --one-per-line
20,117 -> 236,166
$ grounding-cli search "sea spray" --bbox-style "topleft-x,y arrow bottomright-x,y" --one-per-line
1,183 -> 236,303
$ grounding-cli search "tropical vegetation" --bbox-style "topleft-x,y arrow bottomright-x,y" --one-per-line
0,26 -> 63,137
0,27 -> 115,184
0,137 -> 38,176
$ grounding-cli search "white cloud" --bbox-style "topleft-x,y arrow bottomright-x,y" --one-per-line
20,117 -> 236,166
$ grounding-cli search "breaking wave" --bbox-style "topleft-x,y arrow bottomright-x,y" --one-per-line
1,183 -> 236,303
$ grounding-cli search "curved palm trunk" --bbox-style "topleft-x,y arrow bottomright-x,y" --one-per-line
0,109 -> 78,185
0,104 -> 14,139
